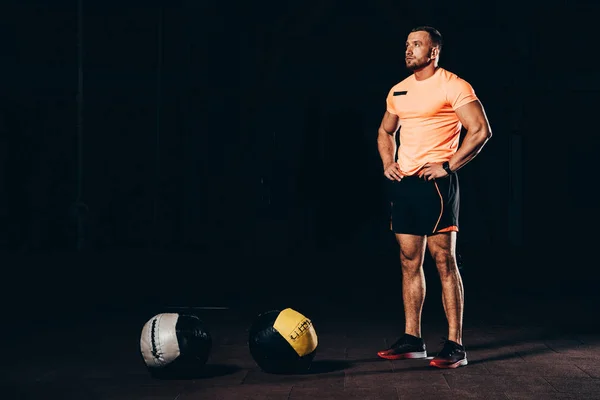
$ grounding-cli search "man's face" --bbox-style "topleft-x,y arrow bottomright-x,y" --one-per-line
405,31 -> 437,71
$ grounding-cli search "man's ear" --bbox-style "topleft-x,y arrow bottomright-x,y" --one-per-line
430,46 -> 439,59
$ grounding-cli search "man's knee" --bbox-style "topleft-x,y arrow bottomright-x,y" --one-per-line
400,248 -> 424,274
397,233 -> 427,273
432,250 -> 458,276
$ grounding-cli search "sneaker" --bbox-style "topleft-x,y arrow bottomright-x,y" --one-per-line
377,334 -> 427,360
429,339 -> 468,368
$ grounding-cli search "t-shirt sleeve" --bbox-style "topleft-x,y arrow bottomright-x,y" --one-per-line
446,78 -> 478,110
386,88 -> 397,115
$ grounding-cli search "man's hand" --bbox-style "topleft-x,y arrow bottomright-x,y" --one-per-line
418,162 -> 448,181
384,162 -> 404,181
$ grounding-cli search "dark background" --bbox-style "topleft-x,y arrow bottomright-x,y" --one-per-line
1,0 -> 597,314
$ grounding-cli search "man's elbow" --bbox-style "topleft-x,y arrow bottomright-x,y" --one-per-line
483,126 -> 492,141
474,123 -> 492,142
377,127 -> 393,141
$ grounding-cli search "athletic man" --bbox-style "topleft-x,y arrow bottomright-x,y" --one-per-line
376,26 -> 492,369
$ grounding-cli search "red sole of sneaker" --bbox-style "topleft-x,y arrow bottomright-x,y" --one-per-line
377,351 -> 428,360
429,359 -> 468,369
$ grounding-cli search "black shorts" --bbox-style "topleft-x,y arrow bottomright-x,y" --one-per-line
388,174 -> 460,236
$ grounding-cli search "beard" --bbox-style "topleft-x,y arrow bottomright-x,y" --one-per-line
405,57 -> 432,71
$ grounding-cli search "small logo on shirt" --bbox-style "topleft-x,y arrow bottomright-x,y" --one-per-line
393,91 -> 407,96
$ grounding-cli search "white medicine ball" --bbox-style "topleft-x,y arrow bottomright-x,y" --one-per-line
140,313 -> 212,377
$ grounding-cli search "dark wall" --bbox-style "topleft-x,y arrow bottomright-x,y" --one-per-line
2,1 -> 79,251
3,0 -> 595,305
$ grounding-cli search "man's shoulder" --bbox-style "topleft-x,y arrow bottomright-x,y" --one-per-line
438,68 -> 478,105
438,68 -> 472,86
390,74 -> 414,90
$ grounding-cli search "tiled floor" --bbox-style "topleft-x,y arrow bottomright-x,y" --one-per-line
3,286 -> 599,399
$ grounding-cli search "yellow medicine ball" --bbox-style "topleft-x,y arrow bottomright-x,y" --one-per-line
248,308 -> 318,374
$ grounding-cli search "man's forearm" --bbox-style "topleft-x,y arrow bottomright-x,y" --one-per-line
448,127 -> 491,172
377,130 -> 396,168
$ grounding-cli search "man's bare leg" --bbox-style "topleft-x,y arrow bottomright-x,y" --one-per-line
427,231 -> 464,344
396,234 -> 428,338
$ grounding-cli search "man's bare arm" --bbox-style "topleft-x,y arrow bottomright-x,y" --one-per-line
377,111 -> 400,169
448,100 -> 492,172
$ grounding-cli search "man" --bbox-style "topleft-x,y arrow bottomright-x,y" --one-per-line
376,26 -> 492,369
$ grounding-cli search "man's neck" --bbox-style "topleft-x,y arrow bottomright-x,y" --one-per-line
414,65 -> 439,81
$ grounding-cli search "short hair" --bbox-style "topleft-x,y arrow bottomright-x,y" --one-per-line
410,26 -> 443,51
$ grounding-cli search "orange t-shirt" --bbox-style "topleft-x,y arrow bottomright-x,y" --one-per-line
386,67 -> 478,176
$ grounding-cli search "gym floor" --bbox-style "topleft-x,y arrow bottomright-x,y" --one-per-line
3,247 -> 600,399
